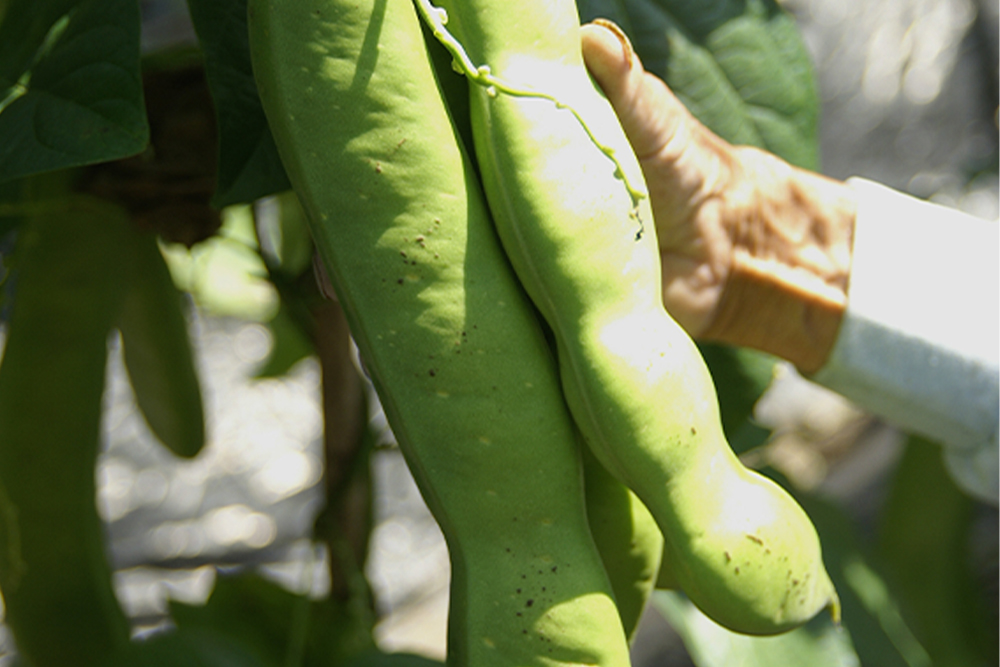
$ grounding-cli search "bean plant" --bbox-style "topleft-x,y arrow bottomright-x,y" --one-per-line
0,0 -> 994,666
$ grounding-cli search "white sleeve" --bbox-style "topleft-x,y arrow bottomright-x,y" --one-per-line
810,177 -> 999,504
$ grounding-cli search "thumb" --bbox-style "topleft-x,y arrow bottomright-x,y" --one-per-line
580,20 -> 688,162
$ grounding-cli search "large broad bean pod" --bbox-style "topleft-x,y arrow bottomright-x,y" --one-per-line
0,195 -> 132,666
429,0 -> 838,635
422,19 -> 665,643
248,0 -> 634,664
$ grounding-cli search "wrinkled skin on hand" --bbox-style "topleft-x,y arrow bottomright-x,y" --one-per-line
580,20 -> 856,373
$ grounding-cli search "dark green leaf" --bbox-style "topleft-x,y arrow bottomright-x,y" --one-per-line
254,303 -> 314,379
171,572 -> 309,667
0,0 -> 78,88
344,650 -> 445,667
877,436 -> 997,667
698,342 -> 776,454
171,570 -> 376,666
102,628 -> 271,667
796,492 -> 931,667
186,0 -> 289,207
576,0 -> 636,34
0,0 -> 148,182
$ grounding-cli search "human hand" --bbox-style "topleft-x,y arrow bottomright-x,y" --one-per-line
581,20 -> 856,372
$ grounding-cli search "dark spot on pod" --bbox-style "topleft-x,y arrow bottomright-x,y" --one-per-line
516,588 -> 521,594
746,534 -> 764,545
526,599 -> 534,607
551,566 -> 557,572
724,551 -> 731,563
375,162 -> 382,173
690,427 -> 697,435
397,278 -> 404,285
541,587 -> 546,592
516,612 -> 522,617
400,251 -> 407,259
792,579 -> 800,586
428,369 -> 436,377
522,629 -> 527,634
734,567 -> 740,574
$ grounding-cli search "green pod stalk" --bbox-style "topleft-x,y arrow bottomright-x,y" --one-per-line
248,1 -> 631,664
0,195 -> 132,665
118,228 -> 205,459
422,0 -> 838,635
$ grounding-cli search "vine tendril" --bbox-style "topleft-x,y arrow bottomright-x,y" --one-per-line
412,0 -> 648,239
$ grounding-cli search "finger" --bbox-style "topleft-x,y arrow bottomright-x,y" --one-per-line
580,20 -> 686,161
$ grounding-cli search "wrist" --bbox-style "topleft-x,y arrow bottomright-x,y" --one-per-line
699,148 -> 856,373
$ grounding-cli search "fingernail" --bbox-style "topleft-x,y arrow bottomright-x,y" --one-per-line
592,18 -> 635,69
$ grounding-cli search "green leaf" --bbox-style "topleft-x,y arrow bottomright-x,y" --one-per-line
877,436 -> 997,667
0,0 -> 148,183
697,342 -> 776,454
160,205 -> 279,321
797,493 -> 932,667
654,590 -> 858,667
343,651 -> 445,667
0,0 -> 78,88
577,0 -> 636,34
254,303 -> 314,379
171,570 -> 376,666
171,573 -> 310,667
577,0 -> 820,170
102,628 -> 271,667
186,0 -> 290,207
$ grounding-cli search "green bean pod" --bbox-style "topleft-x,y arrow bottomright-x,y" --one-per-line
427,0 -> 838,635
581,442 -> 662,640
248,1 -> 632,664
117,227 -> 205,459
0,194 -> 132,665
